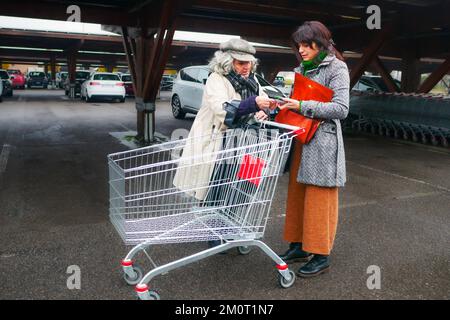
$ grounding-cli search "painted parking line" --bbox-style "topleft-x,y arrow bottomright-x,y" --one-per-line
0,144 -> 11,174
347,160 -> 450,194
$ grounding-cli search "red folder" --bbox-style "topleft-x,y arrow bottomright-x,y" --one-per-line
275,72 -> 334,144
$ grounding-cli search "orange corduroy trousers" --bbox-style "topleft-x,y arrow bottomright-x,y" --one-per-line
283,140 -> 339,255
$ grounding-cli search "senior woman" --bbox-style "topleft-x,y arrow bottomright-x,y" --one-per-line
277,21 -> 350,277
173,38 -> 276,247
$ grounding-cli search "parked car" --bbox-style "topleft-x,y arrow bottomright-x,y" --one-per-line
0,76 -> 3,102
160,75 -> 175,91
352,75 -> 400,92
0,69 -> 13,97
7,69 -> 26,89
120,74 -> 134,96
171,65 -> 286,119
64,70 -> 91,96
27,71 -> 49,89
80,72 -> 125,102
56,72 -> 68,89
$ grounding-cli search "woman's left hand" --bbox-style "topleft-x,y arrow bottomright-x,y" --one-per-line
279,98 -> 301,111
255,110 -> 268,121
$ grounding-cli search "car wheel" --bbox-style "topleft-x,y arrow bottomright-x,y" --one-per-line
120,98 -> 125,103
171,95 -> 186,119
86,95 -> 91,102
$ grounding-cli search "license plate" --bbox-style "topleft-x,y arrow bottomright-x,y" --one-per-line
103,84 -> 114,87
36,82 -> 41,85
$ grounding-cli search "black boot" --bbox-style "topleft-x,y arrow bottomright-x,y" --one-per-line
297,254 -> 330,277
207,240 -> 227,254
279,242 -> 312,263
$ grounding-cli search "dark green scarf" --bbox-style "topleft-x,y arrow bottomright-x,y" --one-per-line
301,51 -> 328,75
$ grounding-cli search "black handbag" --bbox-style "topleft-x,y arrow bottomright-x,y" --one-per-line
222,99 -> 254,128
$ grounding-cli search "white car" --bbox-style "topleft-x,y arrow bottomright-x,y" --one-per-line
171,65 -> 286,119
81,72 -> 125,102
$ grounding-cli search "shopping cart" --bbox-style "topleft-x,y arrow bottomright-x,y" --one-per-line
108,120 -> 303,300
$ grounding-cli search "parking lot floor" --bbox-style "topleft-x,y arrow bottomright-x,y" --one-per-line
0,90 -> 449,300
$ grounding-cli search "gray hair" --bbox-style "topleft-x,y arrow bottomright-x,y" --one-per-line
208,50 -> 258,75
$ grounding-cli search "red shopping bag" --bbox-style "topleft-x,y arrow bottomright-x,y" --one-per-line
237,154 -> 266,186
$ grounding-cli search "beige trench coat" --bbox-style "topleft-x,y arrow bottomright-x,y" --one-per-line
173,71 -> 267,200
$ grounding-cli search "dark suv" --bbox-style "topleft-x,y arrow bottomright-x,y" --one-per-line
27,71 -> 49,89
0,69 -> 13,97
64,71 -> 91,96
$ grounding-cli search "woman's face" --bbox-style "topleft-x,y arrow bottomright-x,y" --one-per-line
299,42 -> 320,61
233,59 -> 252,78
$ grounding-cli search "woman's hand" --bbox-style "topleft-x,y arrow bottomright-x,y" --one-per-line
255,110 -> 268,121
278,97 -> 301,111
255,96 -> 278,110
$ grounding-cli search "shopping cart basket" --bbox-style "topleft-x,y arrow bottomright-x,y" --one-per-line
108,120 -> 303,300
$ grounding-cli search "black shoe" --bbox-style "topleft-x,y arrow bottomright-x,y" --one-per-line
297,254 -> 330,277
279,242 -> 312,263
207,240 -> 227,254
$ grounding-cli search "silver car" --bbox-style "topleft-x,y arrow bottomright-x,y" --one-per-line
171,65 -> 285,119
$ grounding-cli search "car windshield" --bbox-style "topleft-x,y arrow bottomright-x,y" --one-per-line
29,72 -> 45,78
0,71 -> 9,79
7,70 -> 20,75
368,77 -> 393,92
121,75 -> 132,82
76,72 -> 90,79
60,73 -> 68,79
93,74 -> 120,81
255,74 -> 272,87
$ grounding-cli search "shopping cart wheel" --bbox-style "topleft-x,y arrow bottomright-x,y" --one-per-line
278,270 -> 296,289
123,264 -> 144,286
148,290 -> 161,300
237,246 -> 252,255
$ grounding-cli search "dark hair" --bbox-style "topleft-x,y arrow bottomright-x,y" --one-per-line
292,21 -> 344,61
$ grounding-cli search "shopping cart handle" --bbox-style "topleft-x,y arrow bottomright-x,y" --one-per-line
255,119 -> 301,132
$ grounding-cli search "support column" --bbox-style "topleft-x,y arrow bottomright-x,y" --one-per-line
65,40 -> 84,98
121,0 -> 184,143
418,56 -> 450,93
105,64 -> 114,73
350,25 -> 392,88
372,57 -> 399,93
67,52 -> 77,98
50,55 -> 56,89
401,52 -> 421,93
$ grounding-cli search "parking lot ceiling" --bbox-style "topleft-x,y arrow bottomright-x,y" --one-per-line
3,1 -> 449,30
1,1 -> 449,58
0,28 -> 294,54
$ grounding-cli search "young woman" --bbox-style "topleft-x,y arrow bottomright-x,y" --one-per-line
278,21 -> 350,277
